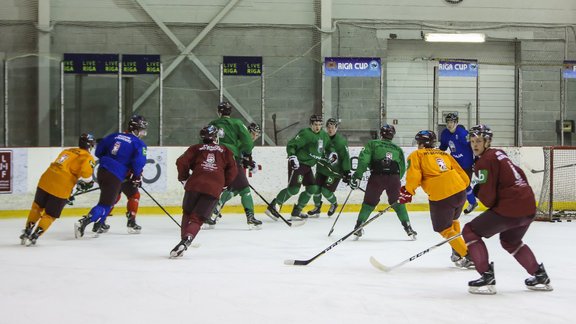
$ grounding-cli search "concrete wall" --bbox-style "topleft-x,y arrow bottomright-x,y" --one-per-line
0,0 -> 575,146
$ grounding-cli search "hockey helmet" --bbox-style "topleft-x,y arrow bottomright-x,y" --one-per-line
380,124 -> 396,140
78,133 -> 95,151
415,130 -> 437,148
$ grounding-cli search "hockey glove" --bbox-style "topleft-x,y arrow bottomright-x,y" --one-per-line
398,186 -> 413,204
288,155 -> 300,170
241,153 -> 257,172
130,174 -> 142,188
342,171 -> 352,185
76,180 -> 94,192
328,152 -> 338,165
349,177 -> 360,190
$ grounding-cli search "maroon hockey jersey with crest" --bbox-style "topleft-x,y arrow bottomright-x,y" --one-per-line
176,143 -> 238,198
473,148 -> 536,218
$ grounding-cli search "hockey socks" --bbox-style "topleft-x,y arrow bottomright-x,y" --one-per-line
392,203 -> 410,223
440,226 -> 468,258
37,214 -> 56,235
320,187 -> 337,205
357,203 -> 375,223
26,202 -> 42,227
238,187 -> 255,212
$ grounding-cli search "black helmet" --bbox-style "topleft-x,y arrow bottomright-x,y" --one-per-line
218,101 -> 233,116
415,130 -> 437,148
326,118 -> 339,127
78,133 -> 95,150
380,124 -> 396,140
200,125 -> 219,144
468,124 -> 493,141
445,112 -> 459,123
309,114 -> 323,124
128,115 -> 148,138
248,123 -> 261,135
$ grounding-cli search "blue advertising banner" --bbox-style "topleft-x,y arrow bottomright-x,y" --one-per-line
324,57 -> 381,77
223,56 -> 262,76
63,53 -> 120,74
563,61 -> 576,79
438,60 -> 478,77
122,54 -> 161,75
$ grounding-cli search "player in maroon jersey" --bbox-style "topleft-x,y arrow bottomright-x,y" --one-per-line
464,124 -> 552,294
170,125 -> 238,258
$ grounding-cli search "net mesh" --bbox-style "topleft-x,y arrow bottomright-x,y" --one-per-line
536,146 -> 576,221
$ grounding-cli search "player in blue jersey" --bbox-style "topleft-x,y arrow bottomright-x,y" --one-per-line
439,112 -> 477,214
74,115 -> 148,238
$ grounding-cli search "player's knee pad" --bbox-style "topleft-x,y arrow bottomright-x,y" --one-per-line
462,225 -> 480,244
238,187 -> 251,198
306,185 -> 319,195
286,186 -> 300,196
129,191 -> 141,201
501,239 -> 523,254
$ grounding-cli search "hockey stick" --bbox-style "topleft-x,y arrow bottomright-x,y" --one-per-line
327,188 -> 354,236
284,203 -> 397,266
248,183 -> 303,227
140,186 -> 181,228
530,163 -> 576,174
66,186 -> 101,205
369,233 -> 463,272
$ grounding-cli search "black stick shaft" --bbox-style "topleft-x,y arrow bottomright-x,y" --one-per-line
248,184 -> 293,226
328,188 -> 353,236
140,186 -> 181,228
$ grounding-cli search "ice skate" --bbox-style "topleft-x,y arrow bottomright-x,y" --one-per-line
265,199 -> 280,221
202,217 -> 216,230
127,213 -> 142,234
74,215 -> 92,238
463,202 -> 478,214
402,221 -> 417,240
456,255 -> 475,269
170,236 -> 194,258
327,203 -> 338,217
352,220 -> 364,241
19,227 -> 32,245
25,230 -> 41,247
92,220 -> 109,235
307,203 -> 322,218
525,263 -> 553,291
468,262 -> 496,295
290,204 -> 308,221
246,212 -> 262,230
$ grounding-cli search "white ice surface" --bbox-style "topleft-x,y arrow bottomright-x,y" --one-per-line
0,211 -> 573,324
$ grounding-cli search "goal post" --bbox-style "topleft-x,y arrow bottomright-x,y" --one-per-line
536,146 -> 576,221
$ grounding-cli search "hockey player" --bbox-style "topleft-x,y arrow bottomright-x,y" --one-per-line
20,133 -> 96,245
171,125 -> 238,257
349,124 -> 417,240
307,118 -> 351,218
209,102 -> 262,228
439,112 -> 478,214
266,114 -> 331,220
464,124 -> 552,295
211,122 -> 262,227
74,115 -> 148,238
399,130 -> 473,268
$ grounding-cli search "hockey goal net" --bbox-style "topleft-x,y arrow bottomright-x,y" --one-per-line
536,146 -> 576,221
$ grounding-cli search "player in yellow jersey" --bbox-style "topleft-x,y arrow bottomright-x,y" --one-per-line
398,130 -> 474,268
19,133 -> 96,246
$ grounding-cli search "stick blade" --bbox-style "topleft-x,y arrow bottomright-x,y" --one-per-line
369,256 -> 392,272
289,219 -> 307,227
284,259 -> 309,266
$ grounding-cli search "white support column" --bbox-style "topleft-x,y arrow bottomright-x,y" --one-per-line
37,0 -> 51,146
320,0 -> 333,118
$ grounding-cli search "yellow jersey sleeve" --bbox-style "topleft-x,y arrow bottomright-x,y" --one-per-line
38,148 -> 95,199
405,148 -> 469,201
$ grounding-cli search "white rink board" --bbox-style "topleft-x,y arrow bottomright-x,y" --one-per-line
0,146 -> 545,210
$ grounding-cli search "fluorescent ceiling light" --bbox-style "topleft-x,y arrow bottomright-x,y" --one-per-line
424,33 -> 486,43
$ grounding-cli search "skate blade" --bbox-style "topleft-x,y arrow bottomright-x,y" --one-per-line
289,219 -> 306,227
74,224 -> 83,239
527,284 -> 553,292
353,235 -> 361,241
306,214 -> 320,219
468,285 -> 497,295
248,224 -> 263,230
20,238 -> 27,245
127,228 -> 142,234
265,210 -> 279,221
201,224 -> 215,230
25,239 -> 37,247
409,234 -> 417,241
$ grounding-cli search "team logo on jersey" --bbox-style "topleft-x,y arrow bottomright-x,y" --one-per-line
318,139 -> 324,153
56,154 -> 69,164
435,157 -> 448,172
449,140 -> 456,152
202,153 -> 218,171
471,169 -> 488,186
386,152 -> 393,161
112,142 -> 121,155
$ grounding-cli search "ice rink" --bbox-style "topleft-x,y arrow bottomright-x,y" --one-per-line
0,211 -> 573,324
